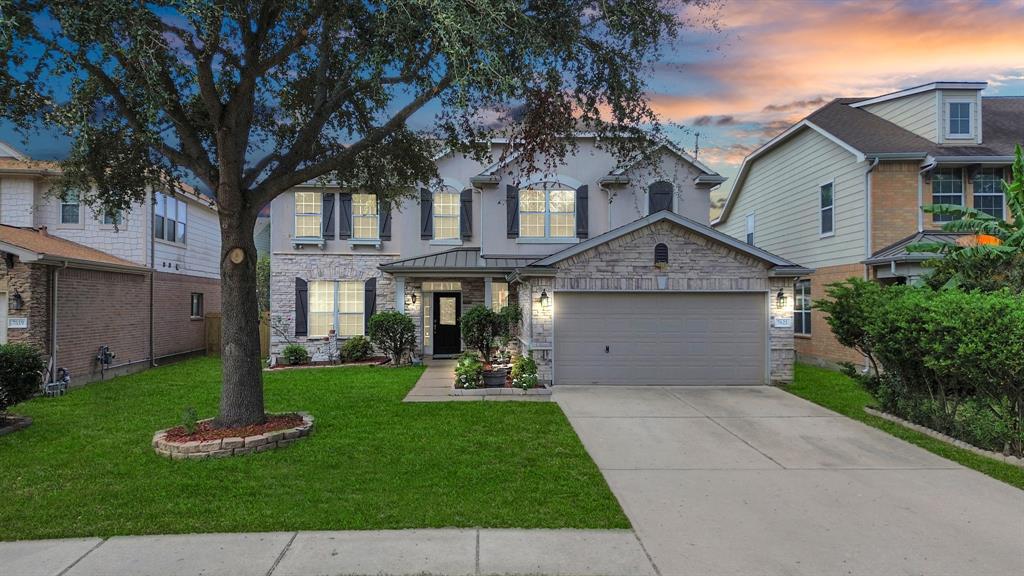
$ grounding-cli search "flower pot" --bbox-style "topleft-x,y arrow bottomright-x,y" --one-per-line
483,368 -> 508,388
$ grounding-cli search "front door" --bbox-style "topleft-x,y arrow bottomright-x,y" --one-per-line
432,292 -> 461,355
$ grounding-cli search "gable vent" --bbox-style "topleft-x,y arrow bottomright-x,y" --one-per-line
654,243 -> 669,265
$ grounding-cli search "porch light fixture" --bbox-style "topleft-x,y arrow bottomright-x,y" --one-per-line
11,289 -> 24,311
539,289 -> 549,306
776,289 -> 787,308
409,293 -> 418,305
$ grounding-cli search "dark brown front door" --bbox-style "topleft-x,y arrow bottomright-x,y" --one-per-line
433,292 -> 461,355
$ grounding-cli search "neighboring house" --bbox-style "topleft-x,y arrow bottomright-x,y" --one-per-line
713,81 -> 1024,368
254,204 -> 271,259
270,136 -> 809,385
0,143 -> 222,384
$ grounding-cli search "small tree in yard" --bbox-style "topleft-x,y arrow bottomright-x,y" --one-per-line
460,305 -> 503,363
0,343 -> 45,423
368,312 -> 416,365
0,1 -> 707,427
815,278 -> 885,375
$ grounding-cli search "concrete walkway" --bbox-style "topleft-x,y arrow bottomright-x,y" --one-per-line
0,529 -> 655,576
554,385 -> 1024,576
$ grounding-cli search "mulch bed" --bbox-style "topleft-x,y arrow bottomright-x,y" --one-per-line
0,415 -> 33,436
164,413 -> 304,443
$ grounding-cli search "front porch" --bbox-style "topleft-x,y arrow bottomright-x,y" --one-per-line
401,357 -> 551,402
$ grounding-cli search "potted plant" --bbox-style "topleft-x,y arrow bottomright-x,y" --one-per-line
460,305 -> 507,387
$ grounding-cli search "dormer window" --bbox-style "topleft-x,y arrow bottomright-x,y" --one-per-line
946,100 -> 973,139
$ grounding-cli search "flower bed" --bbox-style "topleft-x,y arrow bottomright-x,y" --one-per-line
0,414 -> 33,437
265,356 -> 389,371
153,412 -> 314,459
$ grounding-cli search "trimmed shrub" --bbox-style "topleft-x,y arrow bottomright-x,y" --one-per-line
281,343 -> 310,366
510,353 -> 539,390
454,351 -> 483,389
0,343 -> 45,419
815,278 -> 884,374
460,305 -> 502,361
368,311 -> 416,365
341,335 -> 373,362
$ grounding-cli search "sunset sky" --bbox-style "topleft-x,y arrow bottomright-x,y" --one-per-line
3,0 -> 1023,202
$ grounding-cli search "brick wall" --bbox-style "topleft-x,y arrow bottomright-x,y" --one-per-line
871,161 -> 921,252
153,272 -> 222,359
794,262 -> 868,368
55,267 -> 151,384
1,255 -> 49,350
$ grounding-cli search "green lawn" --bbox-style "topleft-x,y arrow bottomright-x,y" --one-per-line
0,358 -> 628,540
786,363 -> 1024,490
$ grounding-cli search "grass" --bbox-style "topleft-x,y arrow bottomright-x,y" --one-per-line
0,357 -> 628,540
786,363 -> 1024,490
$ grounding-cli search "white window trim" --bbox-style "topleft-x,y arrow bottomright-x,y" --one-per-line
432,186 -> 461,243
58,193 -> 82,228
190,292 -> 204,320
517,182 -> 577,242
972,168 -> 1006,219
294,191 -> 323,240
931,168 -> 964,223
944,98 -> 975,140
154,192 -> 188,245
309,279 -> 365,338
819,179 -> 836,238
795,279 -> 811,336
745,213 -> 755,245
351,193 -> 379,241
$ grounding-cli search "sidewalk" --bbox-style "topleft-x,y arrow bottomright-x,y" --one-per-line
2,529 -> 657,576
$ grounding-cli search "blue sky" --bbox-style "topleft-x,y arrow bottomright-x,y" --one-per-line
3,0 -> 1023,200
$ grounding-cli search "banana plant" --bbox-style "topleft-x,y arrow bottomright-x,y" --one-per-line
908,144 -> 1024,270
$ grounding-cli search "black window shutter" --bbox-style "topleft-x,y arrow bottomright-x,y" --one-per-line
460,189 -> 473,239
420,188 -> 433,239
576,184 -> 589,239
648,181 -> 673,214
338,193 -> 352,239
321,193 -> 335,239
506,185 -> 519,238
379,201 -> 392,240
294,277 -> 308,337
364,277 -> 377,332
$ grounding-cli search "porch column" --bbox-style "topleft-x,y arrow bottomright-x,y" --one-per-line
484,277 -> 493,309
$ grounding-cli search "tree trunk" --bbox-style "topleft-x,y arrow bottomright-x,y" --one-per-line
214,208 -> 266,428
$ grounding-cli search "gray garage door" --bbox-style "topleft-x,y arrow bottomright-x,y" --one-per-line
554,292 -> 767,386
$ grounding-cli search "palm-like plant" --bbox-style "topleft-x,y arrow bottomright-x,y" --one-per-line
908,144 -> 1024,269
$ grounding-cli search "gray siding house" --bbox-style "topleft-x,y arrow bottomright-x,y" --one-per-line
269,136 -> 808,385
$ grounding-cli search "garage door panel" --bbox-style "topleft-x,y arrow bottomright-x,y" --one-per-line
554,292 -> 766,386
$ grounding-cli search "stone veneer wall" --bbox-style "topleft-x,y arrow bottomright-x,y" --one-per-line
518,220 -> 797,384
1,255 -> 50,351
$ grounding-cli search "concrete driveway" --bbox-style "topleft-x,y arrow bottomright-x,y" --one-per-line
555,386 -> 1024,576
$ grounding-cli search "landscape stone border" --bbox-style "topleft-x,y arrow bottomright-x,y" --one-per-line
152,412 -> 314,460
451,386 -> 551,397
0,415 -> 33,437
864,406 -> 1024,468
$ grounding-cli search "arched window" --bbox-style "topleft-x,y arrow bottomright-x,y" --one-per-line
654,243 -> 669,265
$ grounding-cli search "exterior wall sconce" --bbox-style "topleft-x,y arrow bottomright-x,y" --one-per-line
776,289 -> 787,309
409,293 -> 418,305
11,290 -> 24,311
539,289 -> 549,306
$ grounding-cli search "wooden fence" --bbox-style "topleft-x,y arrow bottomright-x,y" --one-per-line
205,311 -> 270,358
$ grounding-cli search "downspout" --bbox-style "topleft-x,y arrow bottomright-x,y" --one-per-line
864,157 -> 879,279
149,191 -> 157,367
49,262 -> 66,383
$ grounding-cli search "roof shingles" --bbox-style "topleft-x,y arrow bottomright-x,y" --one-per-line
0,225 -> 144,270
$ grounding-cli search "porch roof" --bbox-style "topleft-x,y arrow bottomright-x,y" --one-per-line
0,224 -> 148,274
379,247 -> 538,274
863,230 -> 971,265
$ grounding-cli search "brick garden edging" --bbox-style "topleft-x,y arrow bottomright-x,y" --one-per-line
152,412 -> 314,460
864,406 -> 1024,468
451,387 -> 552,398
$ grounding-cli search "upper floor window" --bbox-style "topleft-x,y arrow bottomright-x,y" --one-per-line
820,181 -> 834,236
648,181 -> 674,214
294,192 -> 322,238
520,184 -> 575,239
154,192 -> 187,244
352,193 -> 379,240
745,214 -> 755,245
794,280 -> 811,335
931,168 -> 963,223
972,168 -> 1004,220
433,187 -> 460,240
59,192 -> 80,225
946,101 -> 973,138
101,209 -> 122,226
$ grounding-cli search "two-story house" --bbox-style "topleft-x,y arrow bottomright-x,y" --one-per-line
0,142 -> 222,384
270,136 -> 810,386
713,81 -> 1024,368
